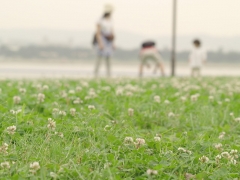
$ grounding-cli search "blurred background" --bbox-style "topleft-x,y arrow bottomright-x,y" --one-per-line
0,0 -> 240,78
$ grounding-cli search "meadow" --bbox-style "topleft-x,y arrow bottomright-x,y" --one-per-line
0,77 -> 239,179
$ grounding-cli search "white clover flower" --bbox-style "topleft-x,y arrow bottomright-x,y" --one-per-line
29,162 -> 40,173
70,108 -> 76,116
218,101 -> 222,105
230,112 -> 234,117
135,138 -> 145,147
168,112 -> 175,118
58,111 -> 66,116
103,162 -> 112,169
0,143 -> 9,154
102,86 -> 111,91
230,149 -> 238,158
0,161 -> 10,169
19,88 -> 26,94
225,98 -> 230,102
35,84 -> 42,90
13,96 -> 21,104
174,92 -> 180,97
37,93 -> 45,102
151,84 -> 157,89
163,150 -> 173,155
164,100 -> 170,104
221,152 -> 231,159
146,169 -> 158,175
6,125 -> 17,135
234,117 -> 240,122
218,132 -> 225,139
116,88 -> 124,96
88,90 -> 97,98
104,125 -> 111,131
180,96 -> 187,102
115,86 -> 124,94
16,109 -> 22,114
68,90 -> 75,94
47,118 -> 56,131
230,158 -> 237,165
209,96 -> 214,101
88,105 -> 95,110
214,143 -> 222,150
58,132 -> 64,138
191,94 -> 199,102
154,137 -> 161,142
215,154 -> 222,162
84,96 -> 91,100
154,96 -> 160,103
230,149 -> 238,154
185,173 -> 196,180
178,147 -> 186,152
128,108 -> 134,116
73,98 -> 83,104
186,150 -> 192,155
76,86 -> 82,92
178,147 -> 192,154
10,110 -> 16,114
52,108 -> 59,115
199,155 -> 209,163
73,126 -> 80,132
42,85 -> 49,90
61,91 -> 68,98
52,102 -> 59,106
126,91 -> 133,96
124,137 -> 133,144
50,172 -> 58,178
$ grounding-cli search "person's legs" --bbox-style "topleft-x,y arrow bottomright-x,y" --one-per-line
191,67 -> 200,77
197,67 -> 201,76
153,65 -> 158,74
191,68 -> 195,77
94,56 -> 102,77
139,55 -> 146,78
153,53 -> 165,76
105,56 -> 111,77
159,63 -> 165,76
139,63 -> 144,78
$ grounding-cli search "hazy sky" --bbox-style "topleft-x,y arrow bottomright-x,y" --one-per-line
1,0 -> 240,37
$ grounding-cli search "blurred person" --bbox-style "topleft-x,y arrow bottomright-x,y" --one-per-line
188,39 -> 207,77
139,41 -> 165,77
93,4 -> 115,78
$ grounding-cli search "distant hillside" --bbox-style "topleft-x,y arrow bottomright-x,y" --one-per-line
0,44 -> 240,62
0,29 -> 240,52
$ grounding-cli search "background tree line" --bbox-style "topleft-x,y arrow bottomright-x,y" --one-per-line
0,45 -> 239,62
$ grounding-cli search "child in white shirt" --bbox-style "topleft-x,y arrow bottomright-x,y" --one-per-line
188,39 -> 207,77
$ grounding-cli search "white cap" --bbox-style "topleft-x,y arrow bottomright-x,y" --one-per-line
104,4 -> 114,13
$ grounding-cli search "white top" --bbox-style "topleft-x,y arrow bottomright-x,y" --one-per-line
189,47 -> 207,68
97,18 -> 113,36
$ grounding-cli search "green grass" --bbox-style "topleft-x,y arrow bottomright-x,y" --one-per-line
0,77 -> 239,179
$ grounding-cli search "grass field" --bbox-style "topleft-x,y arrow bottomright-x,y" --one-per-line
0,77 -> 239,179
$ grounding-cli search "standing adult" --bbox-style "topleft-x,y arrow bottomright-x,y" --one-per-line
94,4 -> 115,78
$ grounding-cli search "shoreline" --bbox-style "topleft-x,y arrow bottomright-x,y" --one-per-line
0,59 -> 239,79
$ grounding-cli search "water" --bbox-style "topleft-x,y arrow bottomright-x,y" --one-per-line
0,60 -> 239,79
